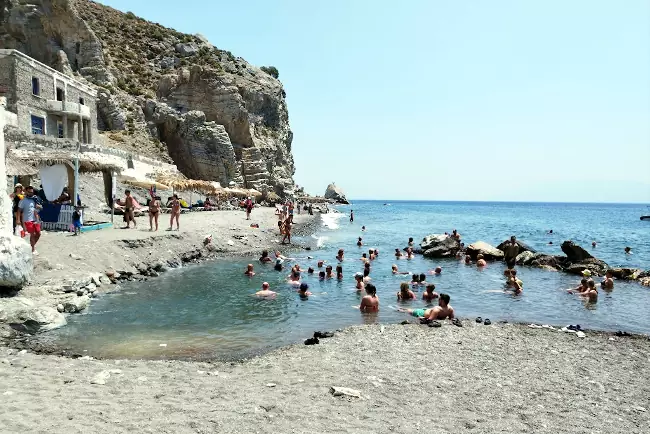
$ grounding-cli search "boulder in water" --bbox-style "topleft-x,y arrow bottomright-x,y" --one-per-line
497,239 -> 536,254
608,268 -> 642,280
515,250 -> 535,265
529,254 -> 565,270
565,257 -> 608,277
0,235 -> 33,289
561,241 -> 593,262
466,241 -> 504,261
64,295 -> 90,313
420,235 -> 460,258
324,183 -> 349,204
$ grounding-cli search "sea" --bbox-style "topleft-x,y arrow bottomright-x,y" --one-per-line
46,201 -> 650,360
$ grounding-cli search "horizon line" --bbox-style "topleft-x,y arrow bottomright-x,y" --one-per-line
340,199 -> 650,206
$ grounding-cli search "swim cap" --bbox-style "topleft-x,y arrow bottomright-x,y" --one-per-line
581,270 -> 592,277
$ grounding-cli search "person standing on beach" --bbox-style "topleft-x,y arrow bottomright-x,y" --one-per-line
169,194 -> 181,231
245,197 -> 254,220
18,185 -> 42,254
123,190 -> 136,229
359,283 -> 379,312
350,209 -> 354,223
281,218 -> 292,244
503,236 -> 520,269
148,195 -> 161,231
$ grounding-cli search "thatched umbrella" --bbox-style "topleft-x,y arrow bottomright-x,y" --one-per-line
224,187 -> 248,198
5,152 -> 37,176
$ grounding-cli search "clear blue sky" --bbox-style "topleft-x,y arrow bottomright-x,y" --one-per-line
99,0 -> 650,203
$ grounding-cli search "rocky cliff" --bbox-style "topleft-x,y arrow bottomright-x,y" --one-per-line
0,0 -> 295,194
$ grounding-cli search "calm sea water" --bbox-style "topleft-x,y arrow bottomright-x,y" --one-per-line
48,201 -> 650,360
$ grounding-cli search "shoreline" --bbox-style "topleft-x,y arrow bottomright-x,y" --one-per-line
1,321 -> 648,433
0,207 -> 323,342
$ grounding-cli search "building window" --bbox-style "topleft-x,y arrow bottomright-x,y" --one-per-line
31,77 -> 40,96
31,115 -> 45,135
79,97 -> 84,105
57,121 -> 64,138
56,87 -> 65,101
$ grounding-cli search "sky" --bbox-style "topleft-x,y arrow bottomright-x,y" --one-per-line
99,0 -> 650,203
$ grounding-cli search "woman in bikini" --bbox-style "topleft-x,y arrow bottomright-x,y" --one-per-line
168,194 -> 181,231
148,195 -> 161,231
397,282 -> 417,301
359,283 -> 379,312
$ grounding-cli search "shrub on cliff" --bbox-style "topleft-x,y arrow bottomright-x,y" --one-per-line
260,66 -> 279,79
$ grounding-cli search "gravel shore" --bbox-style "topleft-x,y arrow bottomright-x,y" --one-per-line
1,322 -> 648,434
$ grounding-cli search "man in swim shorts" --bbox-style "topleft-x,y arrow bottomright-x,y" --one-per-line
503,236 -> 519,269
402,293 -> 454,320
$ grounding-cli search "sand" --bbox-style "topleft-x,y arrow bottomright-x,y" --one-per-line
1,322 -> 648,433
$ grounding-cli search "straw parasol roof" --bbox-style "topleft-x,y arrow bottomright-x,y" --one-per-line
224,187 -> 248,197
155,174 -> 225,196
12,150 -> 123,174
5,152 -> 37,176
119,169 -> 171,190
246,188 -> 262,198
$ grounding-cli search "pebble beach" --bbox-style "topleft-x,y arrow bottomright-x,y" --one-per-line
2,322 -> 649,433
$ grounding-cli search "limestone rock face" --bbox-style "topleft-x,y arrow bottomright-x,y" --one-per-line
324,183 -> 349,204
156,66 -> 294,194
0,236 -> 33,288
466,241 -> 504,261
420,235 -> 461,258
0,0 -> 297,195
143,101 -> 243,188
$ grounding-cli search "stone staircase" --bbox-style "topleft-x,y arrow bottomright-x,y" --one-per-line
239,147 -> 271,190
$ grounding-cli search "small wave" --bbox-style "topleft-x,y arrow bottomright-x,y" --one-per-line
321,212 -> 345,230
311,234 -> 328,248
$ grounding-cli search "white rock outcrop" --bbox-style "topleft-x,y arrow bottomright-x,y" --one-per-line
324,183 -> 349,204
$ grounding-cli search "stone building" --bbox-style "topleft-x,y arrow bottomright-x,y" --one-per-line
0,49 -> 97,145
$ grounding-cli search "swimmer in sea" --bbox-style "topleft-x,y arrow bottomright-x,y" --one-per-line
592,241 -> 597,248
357,237 -> 363,247
505,269 -> 523,295
254,282 -> 276,298
430,266 -> 442,275
244,264 -> 255,276
307,267 -> 315,274
361,253 -> 368,263
317,260 -> 324,268
274,258 -> 284,271
410,274 -> 420,286
464,255 -> 471,265
400,293 -> 454,320
405,247 -> 415,260
336,249 -> 345,262
318,271 -> 326,280
259,250 -> 273,263
476,254 -> 487,267
567,278 -> 589,294
397,282 -> 417,301
288,270 -> 301,285
625,246 -> 632,255
325,265 -> 334,279
363,268 -> 372,283
391,264 -> 410,275
601,270 -> 614,290
361,226 -> 366,231
418,273 -> 427,285
368,249 -> 376,260
422,284 -> 439,302
336,265 -> 343,280
374,249 -> 379,257
451,229 -> 461,240
577,280 -> 598,301
407,237 -> 414,247
354,272 -> 365,291
359,283 -> 379,312
395,248 -> 403,259
298,282 -> 312,298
